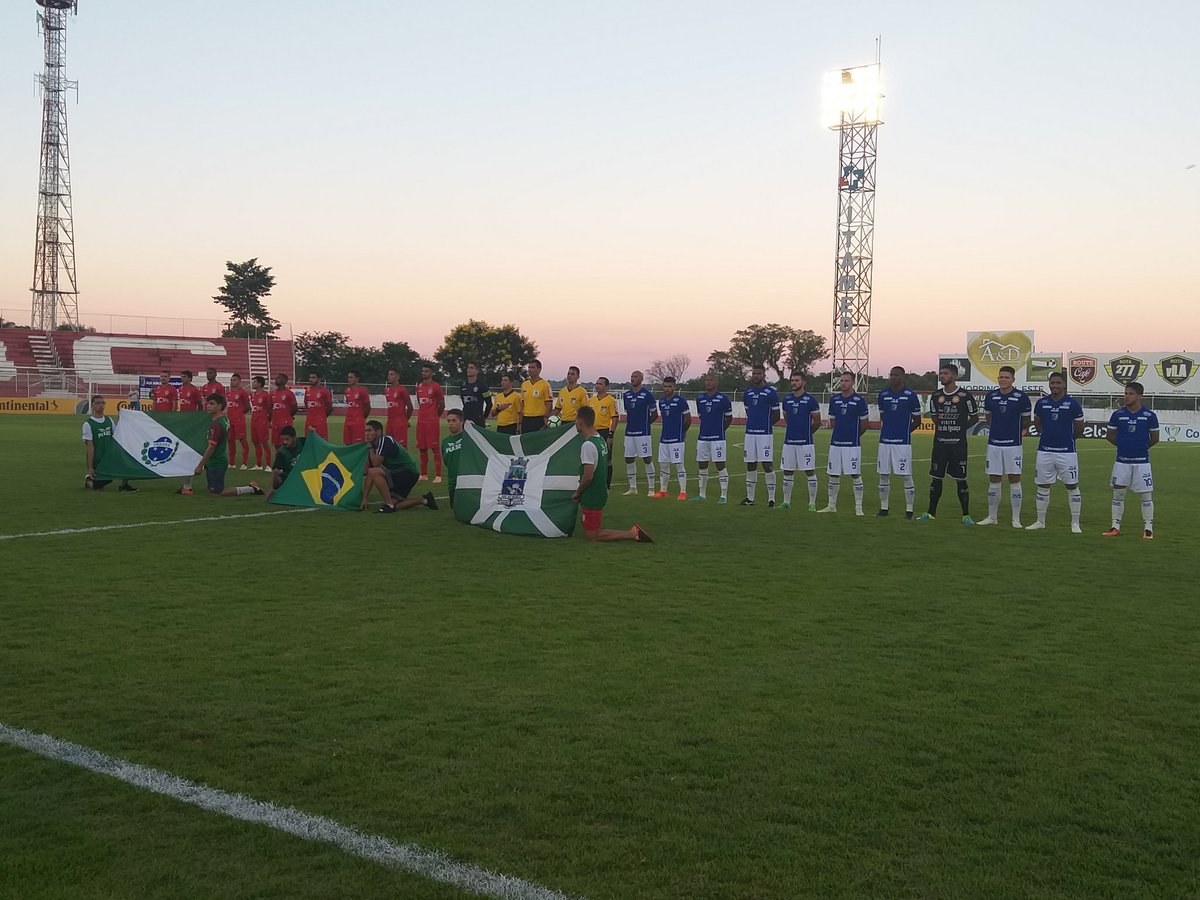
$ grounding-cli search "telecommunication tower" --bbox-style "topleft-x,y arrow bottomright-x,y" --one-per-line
822,60 -> 883,392
31,0 -> 80,331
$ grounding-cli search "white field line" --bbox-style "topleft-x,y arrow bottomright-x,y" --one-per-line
0,509 -> 316,541
0,722 -> 578,900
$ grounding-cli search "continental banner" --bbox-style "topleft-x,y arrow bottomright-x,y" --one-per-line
0,397 -> 82,415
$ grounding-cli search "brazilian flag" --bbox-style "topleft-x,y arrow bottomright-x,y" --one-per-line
268,434 -> 369,510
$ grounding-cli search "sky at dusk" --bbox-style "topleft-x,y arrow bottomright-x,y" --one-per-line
1,0 -> 1197,380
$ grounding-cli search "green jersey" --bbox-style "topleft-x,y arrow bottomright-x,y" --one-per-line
579,435 -> 609,510
440,433 -> 464,492
82,415 -> 116,466
272,437 -> 306,475
206,416 -> 230,470
373,435 -> 419,475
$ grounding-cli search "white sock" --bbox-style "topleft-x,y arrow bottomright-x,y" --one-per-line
1010,485 -> 1023,522
718,469 -> 729,499
1035,487 -> 1050,524
699,469 -> 709,499
746,470 -> 758,500
234,485 -> 255,496
659,467 -> 669,493
1112,487 -> 1126,528
827,475 -> 840,508
987,483 -> 1000,519
645,463 -> 656,492
1068,487 -> 1082,525
807,476 -> 819,505
878,479 -> 891,511
676,464 -> 687,494
783,473 -> 794,504
852,477 -> 864,512
765,471 -> 776,502
182,477 -> 192,489
1142,492 -> 1154,531
903,475 -> 915,512
626,463 -> 637,490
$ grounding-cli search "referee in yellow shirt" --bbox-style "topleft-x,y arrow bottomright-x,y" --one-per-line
492,373 -> 523,435
554,366 -> 589,424
589,375 -> 619,486
520,359 -> 552,432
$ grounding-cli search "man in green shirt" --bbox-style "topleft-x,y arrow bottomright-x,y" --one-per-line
364,420 -> 437,513
193,395 -> 263,497
440,409 -> 466,509
264,425 -> 305,500
572,406 -> 653,543
82,395 -> 137,492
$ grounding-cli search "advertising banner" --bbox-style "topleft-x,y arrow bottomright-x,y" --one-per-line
1065,352 -> 1199,395
939,331 -> 1058,393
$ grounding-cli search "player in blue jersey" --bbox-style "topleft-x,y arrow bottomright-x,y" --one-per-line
819,372 -> 870,515
621,370 -> 658,496
1103,381 -> 1159,539
692,373 -> 733,503
978,365 -> 1033,528
1028,372 -> 1084,533
875,366 -> 923,519
780,371 -> 822,510
653,377 -> 692,500
741,365 -> 781,506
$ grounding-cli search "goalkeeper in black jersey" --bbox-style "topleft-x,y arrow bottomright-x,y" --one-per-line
916,363 -> 979,525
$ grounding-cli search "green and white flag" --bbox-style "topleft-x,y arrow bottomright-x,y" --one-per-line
454,423 -> 583,538
95,409 -> 213,479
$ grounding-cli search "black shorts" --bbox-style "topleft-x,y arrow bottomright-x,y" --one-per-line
930,442 -> 968,481
385,467 -> 420,500
521,415 -> 545,433
597,428 -> 613,440
497,423 -> 518,435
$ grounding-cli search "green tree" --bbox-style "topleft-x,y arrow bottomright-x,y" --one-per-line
213,258 -> 280,338
433,319 -> 538,383
0,316 -> 31,330
381,341 -> 426,384
55,322 -> 97,333
294,331 -> 350,378
712,323 -> 829,384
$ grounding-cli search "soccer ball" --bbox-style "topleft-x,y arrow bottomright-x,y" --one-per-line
547,415 -> 562,428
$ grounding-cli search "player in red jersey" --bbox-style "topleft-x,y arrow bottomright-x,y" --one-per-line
342,369 -> 372,444
304,371 -> 334,440
249,375 -> 272,468
151,371 -> 177,412
225,373 -> 252,468
270,373 -> 299,448
416,364 -> 446,481
177,370 -> 205,412
202,367 -> 226,398
384,367 -> 414,448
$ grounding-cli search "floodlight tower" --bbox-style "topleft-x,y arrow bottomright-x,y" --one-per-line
822,61 -> 883,392
30,0 -> 80,331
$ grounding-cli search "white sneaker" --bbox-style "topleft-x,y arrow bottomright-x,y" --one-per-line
976,517 -> 998,526
817,506 -> 837,514
240,464 -> 248,470
855,508 -> 864,517
1070,523 -> 1082,534
622,488 -> 639,496
1025,521 -> 1046,531
1011,520 -> 1023,529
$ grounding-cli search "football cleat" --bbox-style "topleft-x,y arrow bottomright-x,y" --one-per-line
976,517 -> 998,526
816,506 -> 836,514
739,498 -> 754,506
914,513 -> 934,522
779,502 -> 791,509
961,516 -> 975,526
649,491 -> 668,499
676,492 -> 688,501
876,509 -> 889,517
905,511 -> 914,520
622,489 -> 639,496
1011,520 -> 1023,529
717,497 -> 728,505
807,503 -> 817,512
1102,527 -> 1120,537
632,523 -> 655,544
240,464 -> 248,471
118,483 -> 139,493
423,491 -> 439,511
1143,530 -> 1154,540
433,476 -> 443,484
1070,523 -> 1082,534
855,509 -> 865,517
1025,521 -> 1046,531
688,495 -> 705,502
767,500 -> 775,508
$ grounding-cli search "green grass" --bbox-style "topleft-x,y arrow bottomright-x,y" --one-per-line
2,414 -> 1198,899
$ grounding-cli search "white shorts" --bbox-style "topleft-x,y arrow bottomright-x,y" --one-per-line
623,434 -> 652,459
827,446 -> 862,476
985,445 -> 1024,476
1035,451 -> 1079,485
696,439 -> 727,463
743,434 -> 774,463
658,441 -> 684,465
781,444 -> 816,472
1111,462 -> 1153,493
876,444 -> 913,476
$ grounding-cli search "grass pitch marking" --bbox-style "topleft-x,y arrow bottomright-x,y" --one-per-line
0,722 -> 578,900
0,508 -> 317,542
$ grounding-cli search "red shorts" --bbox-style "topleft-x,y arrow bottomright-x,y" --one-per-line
581,507 -> 603,531
416,418 -> 440,449
307,417 -> 329,440
227,415 -> 246,440
270,423 -> 292,447
343,418 -> 365,445
387,419 -> 409,447
251,418 -> 269,444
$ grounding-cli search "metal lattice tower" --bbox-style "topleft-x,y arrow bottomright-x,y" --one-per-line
825,63 -> 882,393
31,0 -> 80,332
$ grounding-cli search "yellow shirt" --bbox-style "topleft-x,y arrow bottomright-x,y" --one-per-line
493,390 -> 522,426
521,378 -> 552,416
556,385 -> 589,421
589,393 -> 618,430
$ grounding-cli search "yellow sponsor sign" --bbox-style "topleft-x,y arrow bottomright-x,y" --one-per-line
0,397 -> 146,415
966,330 -> 1034,383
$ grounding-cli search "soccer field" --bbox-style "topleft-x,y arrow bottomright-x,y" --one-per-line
2,414 -> 1198,899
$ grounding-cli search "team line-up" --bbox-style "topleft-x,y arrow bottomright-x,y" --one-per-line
91,358 -> 1164,540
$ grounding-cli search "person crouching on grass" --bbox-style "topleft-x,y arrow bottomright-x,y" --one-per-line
363,420 -> 437,513
192,395 -> 263,497
573,406 -> 653,543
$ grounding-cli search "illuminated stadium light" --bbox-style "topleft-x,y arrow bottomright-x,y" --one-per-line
821,64 -> 884,129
